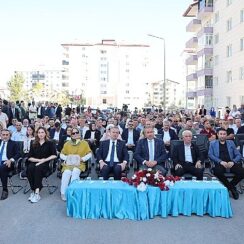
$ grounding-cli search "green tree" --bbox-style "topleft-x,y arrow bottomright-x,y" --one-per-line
7,72 -> 27,101
30,82 -> 44,100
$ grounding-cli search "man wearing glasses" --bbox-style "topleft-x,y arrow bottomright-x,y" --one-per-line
0,129 -> 20,200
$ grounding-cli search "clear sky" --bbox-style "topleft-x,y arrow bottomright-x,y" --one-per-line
0,0 -> 193,85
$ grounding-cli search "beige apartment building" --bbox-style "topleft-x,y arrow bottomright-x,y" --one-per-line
183,0 -> 244,110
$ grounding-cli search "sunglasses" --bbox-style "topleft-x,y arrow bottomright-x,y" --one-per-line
72,131 -> 79,135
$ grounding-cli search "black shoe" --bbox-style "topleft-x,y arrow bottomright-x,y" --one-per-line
230,188 -> 239,200
0,191 -> 8,200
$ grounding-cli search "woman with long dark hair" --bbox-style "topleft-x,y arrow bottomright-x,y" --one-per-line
27,127 -> 57,203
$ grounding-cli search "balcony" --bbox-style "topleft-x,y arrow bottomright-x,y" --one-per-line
196,88 -> 213,96
186,72 -> 197,81
186,91 -> 197,97
197,68 -> 213,77
197,27 -> 213,37
198,0 -> 213,19
185,55 -> 198,65
185,37 -> 198,49
197,47 -> 213,57
186,19 -> 201,32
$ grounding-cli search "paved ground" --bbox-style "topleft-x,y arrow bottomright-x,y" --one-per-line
1,170 -> 244,244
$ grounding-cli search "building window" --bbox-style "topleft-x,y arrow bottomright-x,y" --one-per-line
226,70 -> 232,83
214,33 -> 219,44
125,90 -> 129,94
102,99 -> 107,104
241,9 -> 244,22
100,50 -> 107,54
240,38 -> 244,51
226,44 -> 232,57
226,18 -> 232,31
214,11 -> 219,23
214,55 -> 219,66
240,67 -> 244,80
226,0 -> 232,6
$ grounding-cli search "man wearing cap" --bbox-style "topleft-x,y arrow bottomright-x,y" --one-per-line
227,116 -> 237,132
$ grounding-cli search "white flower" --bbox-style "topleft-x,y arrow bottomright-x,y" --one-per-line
132,175 -> 136,180
137,182 -> 147,192
147,168 -> 152,172
164,180 -> 170,186
142,177 -> 147,182
146,173 -> 151,177
154,172 -> 159,179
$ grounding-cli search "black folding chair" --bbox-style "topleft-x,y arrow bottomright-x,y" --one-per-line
235,134 -> 244,147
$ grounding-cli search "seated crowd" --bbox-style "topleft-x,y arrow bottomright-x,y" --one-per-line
0,99 -> 244,202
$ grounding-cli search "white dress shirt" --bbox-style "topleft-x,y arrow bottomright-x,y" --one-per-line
127,130 -> 134,145
184,144 -> 193,163
0,141 -> 8,161
147,139 -> 155,161
163,130 -> 171,143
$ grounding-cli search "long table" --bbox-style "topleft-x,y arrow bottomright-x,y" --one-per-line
66,180 -> 233,220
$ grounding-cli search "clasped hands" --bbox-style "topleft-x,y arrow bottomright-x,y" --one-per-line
145,160 -> 157,168
99,160 -> 127,171
220,161 -> 234,169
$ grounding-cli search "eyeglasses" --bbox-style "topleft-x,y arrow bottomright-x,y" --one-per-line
72,131 -> 79,135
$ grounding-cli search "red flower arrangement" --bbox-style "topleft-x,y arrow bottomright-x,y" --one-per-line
122,168 -> 180,191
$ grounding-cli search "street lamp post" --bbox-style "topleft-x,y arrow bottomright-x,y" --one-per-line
148,34 -> 166,113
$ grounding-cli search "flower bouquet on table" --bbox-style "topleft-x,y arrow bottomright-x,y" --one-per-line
122,168 -> 180,192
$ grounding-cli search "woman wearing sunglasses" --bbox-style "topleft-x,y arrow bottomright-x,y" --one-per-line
60,128 -> 92,201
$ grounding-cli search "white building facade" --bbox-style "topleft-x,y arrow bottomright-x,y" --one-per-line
61,40 -> 150,109
183,0 -> 244,110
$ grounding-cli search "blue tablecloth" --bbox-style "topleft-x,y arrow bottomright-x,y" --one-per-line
66,180 -> 233,220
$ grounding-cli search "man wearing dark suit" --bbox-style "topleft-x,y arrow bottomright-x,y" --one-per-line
121,120 -> 140,152
134,125 -> 168,176
172,130 -> 204,180
8,102 -> 20,124
0,129 -> 20,200
97,126 -> 129,180
199,105 -> 207,116
208,128 -> 244,199
49,122 -> 66,148
157,120 -> 178,152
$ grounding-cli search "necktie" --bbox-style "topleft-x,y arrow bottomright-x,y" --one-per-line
109,141 -> 115,167
0,142 -> 6,164
149,140 -> 154,161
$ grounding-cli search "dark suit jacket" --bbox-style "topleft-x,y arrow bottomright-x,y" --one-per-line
157,129 -> 179,141
134,138 -> 168,166
97,139 -> 129,163
121,128 -> 140,146
172,142 -> 203,166
84,130 -> 101,146
8,107 -> 20,122
49,128 -> 66,142
57,135 -> 70,152
0,139 -> 20,161
237,126 -> 244,134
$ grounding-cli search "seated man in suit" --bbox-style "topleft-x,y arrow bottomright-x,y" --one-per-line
0,129 -> 20,200
49,121 -> 66,148
157,120 -> 178,152
172,130 -> 204,180
97,126 -> 129,180
121,120 -> 140,152
209,128 -> 244,199
134,125 -> 168,176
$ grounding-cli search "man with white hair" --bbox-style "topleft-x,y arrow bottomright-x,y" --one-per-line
172,130 -> 204,180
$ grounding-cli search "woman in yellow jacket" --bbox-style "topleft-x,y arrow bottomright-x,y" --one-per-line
60,127 -> 91,201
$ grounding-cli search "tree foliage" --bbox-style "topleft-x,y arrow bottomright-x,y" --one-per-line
7,72 -> 27,101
